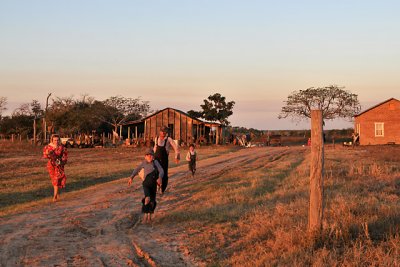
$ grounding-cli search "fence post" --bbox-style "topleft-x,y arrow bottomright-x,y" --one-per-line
309,110 -> 324,235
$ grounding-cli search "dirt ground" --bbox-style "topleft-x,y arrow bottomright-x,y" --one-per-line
0,147 -> 286,266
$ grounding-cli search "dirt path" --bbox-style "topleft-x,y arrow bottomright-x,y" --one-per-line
0,147 -> 292,266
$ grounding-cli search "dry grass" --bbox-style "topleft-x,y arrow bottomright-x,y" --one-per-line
160,145 -> 400,266
0,140 -> 239,216
1,140 -> 399,266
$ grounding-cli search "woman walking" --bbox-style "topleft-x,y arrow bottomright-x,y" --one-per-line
43,134 -> 68,202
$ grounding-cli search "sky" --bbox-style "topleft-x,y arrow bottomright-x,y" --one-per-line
0,0 -> 399,130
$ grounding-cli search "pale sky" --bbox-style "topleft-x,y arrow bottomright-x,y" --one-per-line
1,1 -> 399,130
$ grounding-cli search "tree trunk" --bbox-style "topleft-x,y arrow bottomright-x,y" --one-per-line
43,118 -> 46,144
33,119 -> 37,145
309,110 -> 324,235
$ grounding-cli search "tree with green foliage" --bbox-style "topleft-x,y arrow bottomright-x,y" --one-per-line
0,101 -> 36,136
47,95 -> 112,135
187,110 -> 203,119
188,93 -> 235,126
30,100 -> 43,119
99,96 -> 151,143
278,85 -> 361,123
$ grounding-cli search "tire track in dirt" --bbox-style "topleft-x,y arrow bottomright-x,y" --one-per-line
128,147 -> 300,266
0,147 -> 301,267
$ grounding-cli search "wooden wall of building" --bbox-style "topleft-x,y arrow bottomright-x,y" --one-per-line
144,108 -> 204,144
123,108 -> 223,145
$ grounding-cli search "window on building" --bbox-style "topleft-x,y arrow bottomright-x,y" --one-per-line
375,123 -> 384,137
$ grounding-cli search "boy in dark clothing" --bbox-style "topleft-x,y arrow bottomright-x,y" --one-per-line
128,148 -> 164,223
185,143 -> 197,177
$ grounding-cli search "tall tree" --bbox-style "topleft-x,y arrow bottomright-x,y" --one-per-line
30,100 -> 43,145
188,93 -> 235,126
278,85 -> 361,122
0,103 -> 35,136
279,85 -> 360,236
0,100 -> 43,137
46,96 -> 75,134
12,103 -> 31,117
46,95 -> 110,135
30,100 -> 43,118
100,96 -> 151,143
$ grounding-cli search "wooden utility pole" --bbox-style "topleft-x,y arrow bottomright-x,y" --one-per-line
43,93 -> 52,144
309,110 -> 324,235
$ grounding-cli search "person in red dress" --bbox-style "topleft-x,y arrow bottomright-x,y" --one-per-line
43,134 -> 68,202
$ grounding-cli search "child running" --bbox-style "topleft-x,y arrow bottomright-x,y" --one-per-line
185,143 -> 197,177
128,148 -> 164,223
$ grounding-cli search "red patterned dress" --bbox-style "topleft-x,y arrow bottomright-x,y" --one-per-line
43,144 -> 68,188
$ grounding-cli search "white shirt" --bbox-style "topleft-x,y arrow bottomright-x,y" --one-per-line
153,136 -> 180,160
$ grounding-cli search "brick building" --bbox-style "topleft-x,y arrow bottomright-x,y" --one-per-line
354,98 -> 400,145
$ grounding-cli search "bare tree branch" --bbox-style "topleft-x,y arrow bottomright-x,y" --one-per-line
278,85 -> 361,123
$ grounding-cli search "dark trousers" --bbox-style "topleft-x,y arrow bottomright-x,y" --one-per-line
160,159 -> 168,192
142,184 -> 157,213
155,144 -> 169,193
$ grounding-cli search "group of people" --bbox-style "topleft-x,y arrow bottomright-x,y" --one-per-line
43,126 -> 197,223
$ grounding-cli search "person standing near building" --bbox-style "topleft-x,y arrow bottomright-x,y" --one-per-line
352,132 -> 360,147
154,126 -> 180,194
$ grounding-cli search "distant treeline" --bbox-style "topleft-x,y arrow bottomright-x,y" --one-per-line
0,95 -> 150,139
0,93 -> 354,144
229,126 -> 353,138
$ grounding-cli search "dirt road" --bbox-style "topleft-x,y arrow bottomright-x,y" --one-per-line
0,147 -> 292,266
